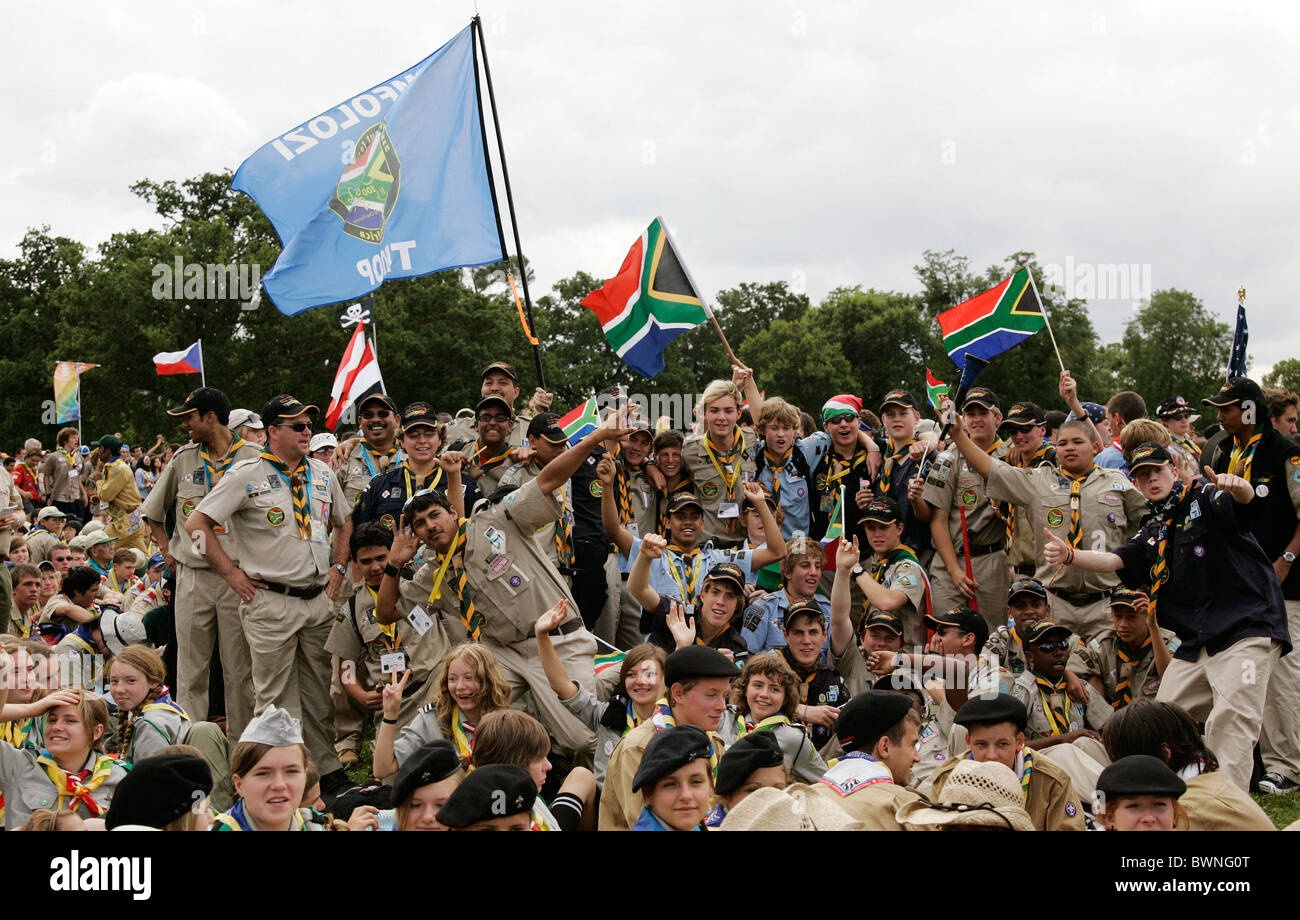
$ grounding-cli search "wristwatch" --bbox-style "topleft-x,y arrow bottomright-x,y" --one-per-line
852,565 -> 864,575
1284,552 -> 1296,564
332,563 -> 348,576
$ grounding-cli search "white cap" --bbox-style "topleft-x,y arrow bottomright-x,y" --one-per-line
99,607 -> 147,656
239,705 -> 304,746
228,408 -> 264,430
309,433 -> 338,453
24,438 -> 42,451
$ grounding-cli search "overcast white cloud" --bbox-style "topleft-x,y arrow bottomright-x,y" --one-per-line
2,1 -> 1296,372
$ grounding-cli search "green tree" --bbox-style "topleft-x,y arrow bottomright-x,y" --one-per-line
738,316 -> 854,411
1263,359 -> 1300,394
1120,289 -> 1232,407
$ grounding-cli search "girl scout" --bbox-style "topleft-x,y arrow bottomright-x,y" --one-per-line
716,652 -> 826,782
108,645 -> 190,763
213,706 -> 324,832
630,724 -> 715,831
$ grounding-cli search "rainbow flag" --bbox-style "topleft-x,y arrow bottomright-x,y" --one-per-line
559,396 -> 600,445
925,369 -> 949,413
594,650 -> 626,677
53,362 -> 98,424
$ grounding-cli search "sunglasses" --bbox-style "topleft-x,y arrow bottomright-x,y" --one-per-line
477,414 -> 511,424
1032,640 -> 1069,653
361,409 -> 391,420
276,422 -> 312,432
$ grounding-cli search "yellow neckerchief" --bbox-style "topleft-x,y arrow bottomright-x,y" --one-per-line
37,751 -> 116,816
199,436 -> 247,491
62,631 -> 97,656
868,545 -> 920,583
1228,431 -> 1263,482
825,445 -> 867,492
10,603 -> 34,639
99,458 -> 125,483
402,463 -> 442,499
776,646 -> 820,697
703,426 -> 744,533
1172,433 -> 1200,461
665,542 -> 704,604
1061,464 -> 1099,548
1012,442 -> 1054,469
554,487 -> 575,567
258,450 -> 312,539
451,706 -> 476,759
1032,672 -> 1072,735
364,584 -> 399,649
1149,481 -> 1189,622
60,448 -> 80,470
0,717 -> 32,749
877,438 -> 918,496
738,712 -> 792,735
1113,634 -> 1154,708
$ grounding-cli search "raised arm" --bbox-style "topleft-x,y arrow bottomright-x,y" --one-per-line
830,537 -> 861,657
744,481 -> 788,568
943,398 -> 993,480
597,457 -> 633,556
534,601 -> 580,701
627,533 -> 666,611
1042,527 -> 1124,573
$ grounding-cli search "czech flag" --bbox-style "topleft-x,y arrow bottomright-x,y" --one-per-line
153,341 -> 203,376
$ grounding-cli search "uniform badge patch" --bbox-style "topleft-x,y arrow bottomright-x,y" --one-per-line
1046,508 -> 1064,527
489,555 -> 511,574
897,573 -> 916,587
1065,801 -> 1078,817
508,575 -> 522,588
1256,483 -> 1270,498
1107,511 -> 1117,523
266,507 -> 286,526
1193,545 -> 1205,557
180,499 -> 196,518
796,487 -> 805,497
589,481 -> 604,498
379,514 -> 395,530
701,482 -> 718,498
961,488 -> 978,507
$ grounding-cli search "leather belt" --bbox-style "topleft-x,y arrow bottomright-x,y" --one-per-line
966,540 -> 1007,558
1048,587 -> 1108,607
259,580 -> 325,600
548,618 -> 583,638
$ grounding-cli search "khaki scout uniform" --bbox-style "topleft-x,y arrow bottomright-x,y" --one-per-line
1011,669 -> 1113,804
325,580 -> 448,734
1180,770 -> 1275,831
195,454 -> 349,777
461,437 -> 517,495
341,443 -> 399,504
424,477 -> 598,754
96,459 -> 148,554
974,625 -> 1090,695
860,552 -> 929,647
929,750 -> 1086,831
1079,628 -> 1180,708
24,526 -> 60,564
497,460 -> 574,571
41,450 -> 87,505
1005,452 -> 1057,572
681,429 -> 757,549
803,758 -> 921,831
598,716 -> 727,831
922,445 -> 1012,629
0,746 -> 128,830
142,439 -> 261,740
985,461 -> 1146,640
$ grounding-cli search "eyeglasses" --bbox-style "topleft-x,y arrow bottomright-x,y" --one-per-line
477,414 -> 511,424
361,409 -> 391,420
1033,640 -> 1069,653
275,422 -> 312,432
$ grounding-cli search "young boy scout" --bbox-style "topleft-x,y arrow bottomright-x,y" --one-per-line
870,389 -> 939,560
680,380 -> 760,550
379,412 -> 631,759
851,497 -> 929,646
740,536 -> 830,655
599,645 -> 734,831
751,396 -> 827,541
804,690 -> 922,831
1044,441 -> 1291,791
1079,588 -> 1178,709
24,507 -> 65,564
929,693 -> 1087,831
143,386 -> 260,741
460,396 -> 518,494
997,401 -> 1057,576
946,402 -> 1145,640
187,395 -> 352,790
771,599 -> 849,750
922,387 -> 1011,629
976,577 -> 1091,697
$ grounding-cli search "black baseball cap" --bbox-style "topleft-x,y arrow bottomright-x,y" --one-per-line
782,598 -> 826,630
260,394 -> 319,428
167,387 -> 230,422
1128,442 -> 1173,473
666,493 -> 704,514
835,690 -> 913,753
1108,587 -> 1148,610
1202,376 -> 1266,409
860,497 -> 901,524
879,389 -> 918,412
954,693 -> 1028,731
961,387 -> 1000,411
1007,576 -> 1048,602
861,610 -> 904,636
475,396 -> 513,418
1000,401 -> 1046,429
1023,620 -> 1071,645
926,605 -> 989,649
401,401 -> 439,431
702,562 -> 746,595
526,413 -> 567,444
481,361 -> 519,384
359,392 -> 397,413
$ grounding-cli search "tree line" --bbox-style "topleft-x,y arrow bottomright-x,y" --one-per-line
0,170 -> 1254,449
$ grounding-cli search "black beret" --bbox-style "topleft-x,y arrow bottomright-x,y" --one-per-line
1096,755 -> 1186,800
105,754 -> 213,830
954,692 -> 1028,732
714,730 -> 785,797
436,764 -> 535,828
632,725 -> 715,793
835,690 -> 913,753
664,646 -> 737,686
391,739 -> 462,807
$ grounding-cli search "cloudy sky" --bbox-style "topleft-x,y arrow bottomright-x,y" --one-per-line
2,1 -> 1296,374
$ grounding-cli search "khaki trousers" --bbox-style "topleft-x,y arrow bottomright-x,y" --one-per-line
175,565 -> 254,742
1037,736 -> 1110,807
1048,595 -> 1112,644
928,550 -> 1010,630
1157,636 -> 1279,791
487,626 -> 598,756
1260,599 -> 1300,782
330,657 -> 366,755
241,589 -> 341,777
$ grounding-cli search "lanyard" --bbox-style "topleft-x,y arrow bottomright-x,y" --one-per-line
427,520 -> 468,603
702,428 -> 743,498
403,464 -> 442,499
665,545 -> 703,603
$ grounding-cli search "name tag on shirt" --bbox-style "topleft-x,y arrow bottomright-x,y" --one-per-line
310,519 -> 328,543
718,502 -> 740,519
407,606 -> 434,636
380,652 -> 406,675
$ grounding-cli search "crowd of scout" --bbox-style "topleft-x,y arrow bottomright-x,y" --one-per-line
0,355 -> 1297,832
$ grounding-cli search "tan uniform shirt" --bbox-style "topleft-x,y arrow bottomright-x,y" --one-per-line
96,460 -> 143,542
342,444 -> 399,505
325,582 -> 446,693
861,552 -> 928,644
597,716 -> 727,831
922,443 -> 1011,550
1011,669 -> 1113,738
1079,629 -> 1180,707
975,626 -> 1090,695
497,460 -> 573,569
41,450 -> 87,504
24,527 -> 60,564
803,770 -> 921,831
681,429 -> 756,547
0,465 -> 25,556
142,440 -> 263,568
425,477 -> 581,646
460,437 -> 516,495
929,750 -> 1086,831
195,455 -> 348,588
986,460 -> 1146,593
1181,770 -> 1275,831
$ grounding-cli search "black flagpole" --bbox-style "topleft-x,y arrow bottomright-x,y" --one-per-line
473,15 -> 546,391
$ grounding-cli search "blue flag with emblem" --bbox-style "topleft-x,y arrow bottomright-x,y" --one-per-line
232,24 -> 506,316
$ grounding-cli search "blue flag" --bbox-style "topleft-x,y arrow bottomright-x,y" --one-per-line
233,24 -> 505,316
1228,302 -> 1249,379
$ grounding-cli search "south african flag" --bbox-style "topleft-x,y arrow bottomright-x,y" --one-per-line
937,268 -> 1046,368
581,217 -> 711,379
925,369 -> 949,413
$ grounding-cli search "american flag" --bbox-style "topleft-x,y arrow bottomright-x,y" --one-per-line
1228,301 -> 1249,380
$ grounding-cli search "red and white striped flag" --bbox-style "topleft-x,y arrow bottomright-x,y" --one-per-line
325,322 -> 385,431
